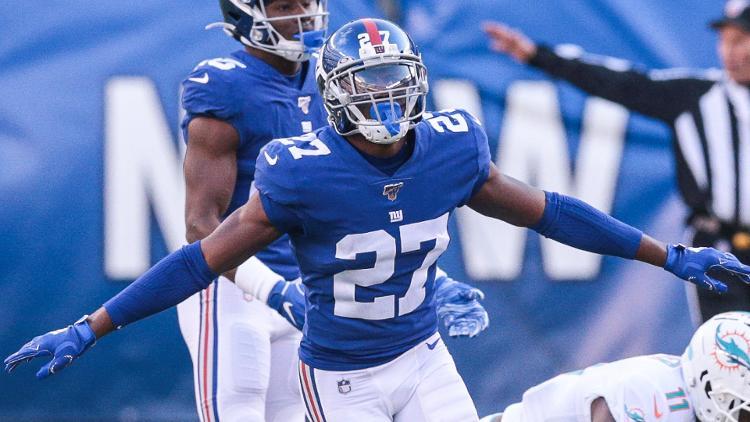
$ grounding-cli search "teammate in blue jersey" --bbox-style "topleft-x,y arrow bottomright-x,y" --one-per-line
178,2 -> 488,421
177,1 -> 328,420
8,19 -> 750,422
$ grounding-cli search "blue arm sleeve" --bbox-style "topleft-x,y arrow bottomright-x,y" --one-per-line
531,191 -> 642,259
103,242 -> 218,328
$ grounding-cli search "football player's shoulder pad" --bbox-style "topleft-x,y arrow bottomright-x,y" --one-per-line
181,56 -> 248,118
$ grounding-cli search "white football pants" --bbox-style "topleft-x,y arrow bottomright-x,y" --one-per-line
178,276 -> 303,422
297,332 -> 478,422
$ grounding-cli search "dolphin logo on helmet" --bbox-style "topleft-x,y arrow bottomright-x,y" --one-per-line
682,312 -> 750,422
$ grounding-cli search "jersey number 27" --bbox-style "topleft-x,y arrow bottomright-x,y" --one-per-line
333,213 -> 449,320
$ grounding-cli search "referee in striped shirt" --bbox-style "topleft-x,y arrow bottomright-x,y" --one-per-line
484,0 -> 750,324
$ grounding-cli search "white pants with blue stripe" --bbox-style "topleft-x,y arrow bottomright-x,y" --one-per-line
178,276 -> 303,422
298,332 -> 478,422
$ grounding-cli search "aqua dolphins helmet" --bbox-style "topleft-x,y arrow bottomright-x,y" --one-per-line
682,312 -> 750,422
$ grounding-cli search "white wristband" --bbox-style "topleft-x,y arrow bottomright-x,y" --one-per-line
234,256 -> 283,303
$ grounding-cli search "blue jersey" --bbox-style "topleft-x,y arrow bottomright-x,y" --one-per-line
255,109 -> 491,370
181,50 -> 327,280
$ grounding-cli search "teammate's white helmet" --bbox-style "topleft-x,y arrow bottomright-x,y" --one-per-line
682,312 -> 750,422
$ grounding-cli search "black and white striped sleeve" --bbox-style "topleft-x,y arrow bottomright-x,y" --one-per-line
529,44 -> 715,123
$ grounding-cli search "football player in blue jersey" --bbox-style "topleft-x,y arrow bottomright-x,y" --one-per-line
177,1 -> 328,420
178,2 -> 488,421
8,19 -> 750,422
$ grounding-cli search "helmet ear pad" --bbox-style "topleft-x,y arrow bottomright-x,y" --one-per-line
232,13 -> 255,43
316,73 -> 357,135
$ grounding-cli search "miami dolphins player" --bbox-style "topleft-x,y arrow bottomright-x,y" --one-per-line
480,311 -> 750,422
178,2 -> 488,421
7,19 -> 750,422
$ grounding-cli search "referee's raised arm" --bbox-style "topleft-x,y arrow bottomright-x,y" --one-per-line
482,21 -> 707,122
483,3 -> 750,324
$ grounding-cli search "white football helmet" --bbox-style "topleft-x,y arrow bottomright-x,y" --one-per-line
682,312 -> 750,422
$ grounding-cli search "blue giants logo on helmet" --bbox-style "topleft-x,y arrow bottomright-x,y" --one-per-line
210,0 -> 329,62
315,18 -> 429,145
358,20 -> 395,56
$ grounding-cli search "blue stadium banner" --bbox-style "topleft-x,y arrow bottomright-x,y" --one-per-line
0,0 -> 725,419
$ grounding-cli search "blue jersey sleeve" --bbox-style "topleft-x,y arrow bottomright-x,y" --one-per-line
180,60 -> 242,136
458,110 -> 491,205
470,113 -> 491,197
254,140 -> 305,233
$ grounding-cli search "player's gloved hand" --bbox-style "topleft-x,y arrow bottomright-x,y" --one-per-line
434,275 -> 489,338
665,244 -> 750,293
4,316 -> 96,379
266,279 -> 306,330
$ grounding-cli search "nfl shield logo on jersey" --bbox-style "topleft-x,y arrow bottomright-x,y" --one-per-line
337,379 -> 352,395
383,182 -> 404,201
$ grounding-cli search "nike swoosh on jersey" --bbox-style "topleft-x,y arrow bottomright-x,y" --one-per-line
264,150 -> 279,165
282,302 -> 296,325
426,338 -> 440,350
188,72 -> 209,84
653,395 -> 663,418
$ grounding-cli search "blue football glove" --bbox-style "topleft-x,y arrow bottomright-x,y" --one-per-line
4,316 -> 96,379
267,279 -> 306,330
435,275 -> 489,338
665,244 -> 750,293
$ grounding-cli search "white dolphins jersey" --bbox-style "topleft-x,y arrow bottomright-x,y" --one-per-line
502,354 -> 694,422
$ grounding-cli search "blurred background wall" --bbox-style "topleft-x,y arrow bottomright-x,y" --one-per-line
0,1 -> 725,420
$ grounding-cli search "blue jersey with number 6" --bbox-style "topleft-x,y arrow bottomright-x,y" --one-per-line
255,109 -> 491,370
181,50 -> 327,280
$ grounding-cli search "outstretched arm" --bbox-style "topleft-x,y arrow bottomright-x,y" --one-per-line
482,21 -> 699,122
468,164 -> 750,289
107,193 -> 281,334
4,194 -> 281,378
103,193 -> 281,335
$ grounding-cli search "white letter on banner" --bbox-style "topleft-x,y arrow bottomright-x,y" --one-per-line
104,77 -> 185,279
432,79 -> 627,280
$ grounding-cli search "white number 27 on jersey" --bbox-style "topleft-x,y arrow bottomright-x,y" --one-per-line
333,213 -> 449,320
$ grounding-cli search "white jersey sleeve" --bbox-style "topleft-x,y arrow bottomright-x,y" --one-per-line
502,354 -> 694,422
